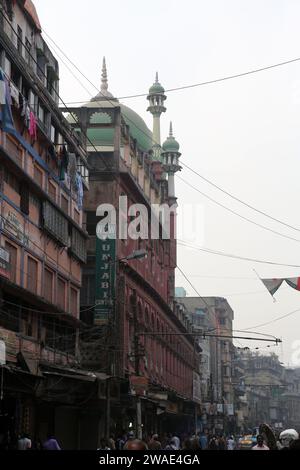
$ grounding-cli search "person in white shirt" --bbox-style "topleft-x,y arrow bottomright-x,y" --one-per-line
18,433 -> 31,450
227,436 -> 236,450
252,435 -> 269,450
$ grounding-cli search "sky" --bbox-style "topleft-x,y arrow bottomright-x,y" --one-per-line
34,0 -> 300,365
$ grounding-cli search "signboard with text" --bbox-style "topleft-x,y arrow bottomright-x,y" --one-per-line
94,225 -> 116,325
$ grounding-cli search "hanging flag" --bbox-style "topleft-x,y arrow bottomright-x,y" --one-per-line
0,68 -> 16,135
261,277 -> 300,296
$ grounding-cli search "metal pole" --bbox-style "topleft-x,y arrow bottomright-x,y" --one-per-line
105,378 -> 111,440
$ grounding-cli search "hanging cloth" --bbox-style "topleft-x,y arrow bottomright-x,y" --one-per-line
29,111 -> 37,141
68,153 -> 77,186
9,82 -> 19,106
59,145 -> 69,181
75,172 -> 83,210
0,68 -> 15,135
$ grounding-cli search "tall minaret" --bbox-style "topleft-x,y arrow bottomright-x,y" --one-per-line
161,122 -> 182,200
147,73 -> 166,160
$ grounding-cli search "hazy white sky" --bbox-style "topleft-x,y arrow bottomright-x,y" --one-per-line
34,0 -> 300,364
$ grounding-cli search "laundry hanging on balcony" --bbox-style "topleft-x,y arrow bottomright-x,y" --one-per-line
0,68 -> 16,135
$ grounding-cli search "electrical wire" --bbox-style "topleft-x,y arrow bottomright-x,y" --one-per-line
180,161 -> 300,233
242,307 -> 300,331
177,239 -> 300,268
41,27 -> 300,243
177,174 -> 300,244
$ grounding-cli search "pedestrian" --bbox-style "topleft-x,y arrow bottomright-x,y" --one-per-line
97,438 -> 111,450
208,435 -> 219,450
108,435 -> 116,450
116,433 -> 126,450
43,433 -> 61,450
17,433 -> 32,450
123,431 -> 135,450
164,437 -> 177,450
148,434 -> 162,450
199,432 -> 208,450
171,433 -> 180,450
218,435 -> 226,450
227,435 -> 235,450
124,439 -> 148,450
251,434 -> 270,451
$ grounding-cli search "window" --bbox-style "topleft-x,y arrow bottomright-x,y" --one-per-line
44,269 -> 53,303
219,317 -> 226,326
48,181 -> 56,202
20,181 -> 29,215
25,38 -> 31,63
74,208 -> 80,225
70,287 -> 78,316
3,168 -> 20,193
70,226 -> 86,263
57,277 -> 66,311
27,256 -> 38,293
34,165 -> 43,187
42,201 -> 68,246
5,241 -> 17,283
17,26 -> 22,54
61,194 -> 68,215
81,274 -> 95,307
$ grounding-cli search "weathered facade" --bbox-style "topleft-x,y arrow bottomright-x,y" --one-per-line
176,295 -> 235,434
0,0 -> 97,449
66,61 -> 200,438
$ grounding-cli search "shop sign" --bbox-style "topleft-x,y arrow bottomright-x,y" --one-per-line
94,224 -> 116,325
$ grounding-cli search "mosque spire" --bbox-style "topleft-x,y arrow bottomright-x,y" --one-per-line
169,121 -> 173,137
91,57 -> 116,101
101,57 -> 108,94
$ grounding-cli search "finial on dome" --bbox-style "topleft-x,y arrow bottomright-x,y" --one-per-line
155,71 -> 159,83
101,56 -> 108,94
169,121 -> 173,137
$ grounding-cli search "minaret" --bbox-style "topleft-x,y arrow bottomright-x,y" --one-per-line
147,73 -> 166,160
161,122 -> 182,199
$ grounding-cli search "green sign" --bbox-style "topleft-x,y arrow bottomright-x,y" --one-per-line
94,225 -> 116,325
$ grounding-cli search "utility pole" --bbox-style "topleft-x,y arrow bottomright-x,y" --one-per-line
132,288 -> 142,439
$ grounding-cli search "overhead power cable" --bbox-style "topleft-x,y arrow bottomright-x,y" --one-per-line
41,32 -> 300,102
177,175 -> 300,244
177,239 -> 300,268
42,28 -> 300,240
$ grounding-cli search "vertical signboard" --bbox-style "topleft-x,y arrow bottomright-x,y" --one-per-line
94,224 -> 116,325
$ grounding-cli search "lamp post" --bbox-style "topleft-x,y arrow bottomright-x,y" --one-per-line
105,249 -> 147,440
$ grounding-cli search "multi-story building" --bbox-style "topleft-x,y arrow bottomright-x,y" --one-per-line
176,295 -> 235,434
0,0 -> 92,449
232,350 -> 285,431
66,60 -> 200,441
281,367 -> 300,430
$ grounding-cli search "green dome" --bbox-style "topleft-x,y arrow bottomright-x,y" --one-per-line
120,103 -> 152,152
162,135 -> 180,152
148,82 -> 165,95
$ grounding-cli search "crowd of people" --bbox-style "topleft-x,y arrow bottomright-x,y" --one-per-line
97,431 -> 241,450
3,426 -> 299,450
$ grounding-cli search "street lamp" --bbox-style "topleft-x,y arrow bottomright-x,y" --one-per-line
105,249 -> 147,440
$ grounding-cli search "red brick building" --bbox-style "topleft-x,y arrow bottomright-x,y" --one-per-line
68,60 -> 201,438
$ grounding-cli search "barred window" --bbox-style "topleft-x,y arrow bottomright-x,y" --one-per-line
70,226 -> 86,263
42,201 -> 68,246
